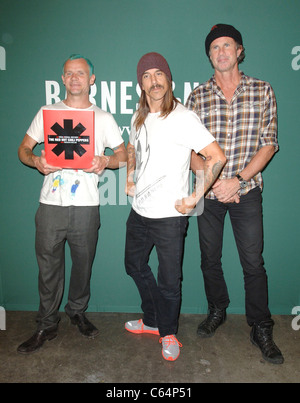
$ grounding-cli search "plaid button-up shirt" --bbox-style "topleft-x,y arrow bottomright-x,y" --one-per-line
186,72 -> 278,199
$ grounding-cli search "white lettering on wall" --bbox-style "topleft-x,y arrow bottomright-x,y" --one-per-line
45,81 -> 61,104
120,81 -> 133,114
291,46 -> 300,71
101,81 -> 116,113
0,307 -> 5,330
89,83 -> 97,105
44,79 -> 200,114
183,82 -> 199,104
0,46 -> 6,70
119,126 -> 130,136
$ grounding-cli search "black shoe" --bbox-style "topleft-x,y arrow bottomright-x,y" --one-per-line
70,314 -> 99,339
17,327 -> 58,355
250,320 -> 284,364
197,305 -> 226,338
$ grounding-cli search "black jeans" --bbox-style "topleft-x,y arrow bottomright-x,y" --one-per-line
125,209 -> 188,337
197,187 -> 271,326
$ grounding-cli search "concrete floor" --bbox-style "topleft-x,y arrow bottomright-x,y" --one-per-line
0,311 -> 299,383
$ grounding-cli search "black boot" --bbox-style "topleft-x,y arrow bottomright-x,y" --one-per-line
250,320 -> 284,364
197,305 -> 226,338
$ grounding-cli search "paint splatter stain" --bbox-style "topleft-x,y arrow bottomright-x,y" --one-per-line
71,180 -> 80,197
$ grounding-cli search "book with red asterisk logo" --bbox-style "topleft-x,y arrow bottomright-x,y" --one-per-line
43,110 -> 94,169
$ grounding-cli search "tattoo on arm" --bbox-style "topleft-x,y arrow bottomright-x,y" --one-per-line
212,160 -> 223,181
195,158 -> 223,196
21,146 -> 36,167
127,144 -> 136,173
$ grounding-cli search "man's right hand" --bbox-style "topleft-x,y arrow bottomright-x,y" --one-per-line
125,180 -> 136,197
33,150 -> 62,175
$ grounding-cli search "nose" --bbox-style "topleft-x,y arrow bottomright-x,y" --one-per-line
150,73 -> 157,84
218,46 -> 225,55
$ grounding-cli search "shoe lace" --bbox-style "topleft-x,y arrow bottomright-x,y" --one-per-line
257,326 -> 280,354
159,335 -> 182,348
208,308 -> 225,321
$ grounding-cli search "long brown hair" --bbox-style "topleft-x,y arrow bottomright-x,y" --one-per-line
134,80 -> 179,131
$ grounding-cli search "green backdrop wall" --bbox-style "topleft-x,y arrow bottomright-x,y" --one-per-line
0,0 -> 299,316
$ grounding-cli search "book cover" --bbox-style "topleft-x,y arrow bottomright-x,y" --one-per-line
43,109 -> 95,169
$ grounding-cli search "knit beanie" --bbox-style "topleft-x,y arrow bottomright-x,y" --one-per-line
205,24 -> 243,56
137,52 -> 172,88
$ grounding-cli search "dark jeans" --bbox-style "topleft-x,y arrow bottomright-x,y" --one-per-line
197,187 -> 271,326
125,209 -> 188,337
35,203 -> 100,330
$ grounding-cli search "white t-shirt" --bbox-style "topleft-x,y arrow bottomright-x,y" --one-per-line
129,103 -> 215,218
27,101 -> 124,206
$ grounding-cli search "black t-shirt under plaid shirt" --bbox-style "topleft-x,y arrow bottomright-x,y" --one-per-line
185,72 -> 279,199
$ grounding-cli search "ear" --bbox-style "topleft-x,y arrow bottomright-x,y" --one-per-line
237,45 -> 243,58
89,74 -> 96,85
62,74 -> 65,85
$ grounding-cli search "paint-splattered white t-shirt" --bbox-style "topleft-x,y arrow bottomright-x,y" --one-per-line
27,101 -> 123,206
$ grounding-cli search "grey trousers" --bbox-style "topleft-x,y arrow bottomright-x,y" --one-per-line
35,203 -> 100,330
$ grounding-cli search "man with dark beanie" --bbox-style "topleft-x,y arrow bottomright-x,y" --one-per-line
186,24 -> 284,364
124,52 -> 226,361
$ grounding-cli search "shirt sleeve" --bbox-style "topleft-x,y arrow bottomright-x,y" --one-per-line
26,107 -> 44,144
175,108 -> 215,153
259,84 -> 279,152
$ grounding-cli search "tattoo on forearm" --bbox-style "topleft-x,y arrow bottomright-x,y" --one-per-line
22,147 -> 35,166
194,159 -> 223,196
127,145 -> 136,172
212,160 -> 223,181
204,159 -> 223,188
